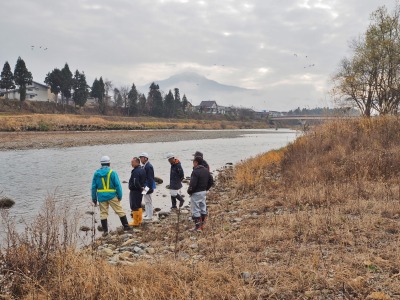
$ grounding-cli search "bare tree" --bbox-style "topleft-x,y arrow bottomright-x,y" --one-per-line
119,85 -> 130,114
332,4 -> 400,116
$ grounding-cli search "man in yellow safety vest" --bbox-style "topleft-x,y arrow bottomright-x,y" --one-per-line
91,155 -> 131,237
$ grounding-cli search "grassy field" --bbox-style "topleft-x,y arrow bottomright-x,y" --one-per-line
0,113 -> 269,131
1,116 -> 400,299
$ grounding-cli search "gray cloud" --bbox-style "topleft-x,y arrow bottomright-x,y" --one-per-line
0,0 -> 395,110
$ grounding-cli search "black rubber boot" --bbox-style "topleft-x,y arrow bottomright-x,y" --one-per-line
176,194 -> 185,207
100,219 -> 109,237
171,196 -> 177,209
120,215 -> 132,231
189,216 -> 202,232
201,214 -> 207,229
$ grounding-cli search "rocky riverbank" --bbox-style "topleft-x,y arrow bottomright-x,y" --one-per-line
85,165 -> 234,266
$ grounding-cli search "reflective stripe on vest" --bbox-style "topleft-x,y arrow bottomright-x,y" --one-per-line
97,169 -> 116,193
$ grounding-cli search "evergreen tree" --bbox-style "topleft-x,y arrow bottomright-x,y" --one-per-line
14,57 -> 33,103
164,90 -> 175,117
91,78 -> 100,98
0,61 -> 15,98
91,77 -> 106,114
45,68 -> 63,104
174,88 -> 181,112
182,94 -> 189,112
148,82 -> 163,117
128,82 -> 138,116
61,63 -> 73,106
138,93 -> 146,114
98,77 -> 106,114
72,70 -> 88,107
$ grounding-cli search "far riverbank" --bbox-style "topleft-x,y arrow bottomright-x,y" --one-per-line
0,129 -> 281,150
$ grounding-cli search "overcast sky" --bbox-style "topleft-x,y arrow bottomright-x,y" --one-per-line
0,0 -> 396,110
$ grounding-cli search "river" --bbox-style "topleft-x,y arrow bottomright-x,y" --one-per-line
0,129 -> 298,235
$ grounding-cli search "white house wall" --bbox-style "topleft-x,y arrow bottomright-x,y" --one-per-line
4,82 -> 55,102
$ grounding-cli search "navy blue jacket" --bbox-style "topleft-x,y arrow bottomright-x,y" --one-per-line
169,159 -> 184,190
129,166 -> 146,191
143,161 -> 156,193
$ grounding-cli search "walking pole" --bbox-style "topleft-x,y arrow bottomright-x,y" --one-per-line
91,201 -> 97,254
174,206 -> 182,259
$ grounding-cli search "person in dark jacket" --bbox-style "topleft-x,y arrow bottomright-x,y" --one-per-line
187,156 -> 210,232
166,153 -> 185,209
192,151 -> 210,171
128,157 -> 146,226
91,155 -> 131,237
139,152 -> 156,221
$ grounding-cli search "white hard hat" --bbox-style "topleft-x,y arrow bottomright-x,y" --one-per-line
100,155 -> 111,164
166,152 -> 175,159
139,152 -> 149,158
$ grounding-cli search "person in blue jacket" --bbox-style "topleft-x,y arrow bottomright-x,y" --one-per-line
91,155 -> 131,236
139,152 -> 156,221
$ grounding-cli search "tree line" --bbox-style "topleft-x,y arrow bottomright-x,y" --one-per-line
0,58 -> 191,117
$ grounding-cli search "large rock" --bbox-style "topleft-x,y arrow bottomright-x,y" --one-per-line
146,248 -> 156,254
154,177 -> 163,184
101,248 -> 114,257
0,197 -> 15,209
79,226 -> 91,232
122,239 -> 136,246
159,212 -> 170,218
119,251 -> 133,260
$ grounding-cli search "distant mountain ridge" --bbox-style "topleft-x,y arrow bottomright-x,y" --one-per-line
138,72 -> 260,108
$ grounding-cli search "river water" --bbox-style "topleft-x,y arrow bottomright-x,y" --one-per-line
0,129 -> 297,234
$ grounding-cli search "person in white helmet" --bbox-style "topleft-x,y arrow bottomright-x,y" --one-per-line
91,155 -> 131,236
139,152 -> 156,220
166,153 -> 185,209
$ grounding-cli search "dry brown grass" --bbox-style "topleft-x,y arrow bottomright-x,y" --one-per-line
0,114 -> 266,131
2,116 -> 400,299
222,116 -> 400,298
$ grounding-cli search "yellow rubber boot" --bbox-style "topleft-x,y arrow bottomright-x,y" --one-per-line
132,210 -> 140,226
128,211 -> 135,226
138,208 -> 143,225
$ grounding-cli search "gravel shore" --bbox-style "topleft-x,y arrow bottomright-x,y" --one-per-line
0,130 -> 258,150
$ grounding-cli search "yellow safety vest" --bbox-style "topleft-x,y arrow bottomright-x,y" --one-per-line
97,169 -> 116,193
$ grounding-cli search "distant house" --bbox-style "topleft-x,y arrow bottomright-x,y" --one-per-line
268,111 -> 284,117
1,81 -> 56,102
185,101 -> 194,112
85,95 -> 113,107
195,100 -> 226,114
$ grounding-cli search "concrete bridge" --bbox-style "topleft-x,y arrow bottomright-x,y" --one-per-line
269,115 -> 346,121
269,115 -> 354,129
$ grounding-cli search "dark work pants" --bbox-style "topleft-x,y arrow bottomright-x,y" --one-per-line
130,190 -> 143,211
